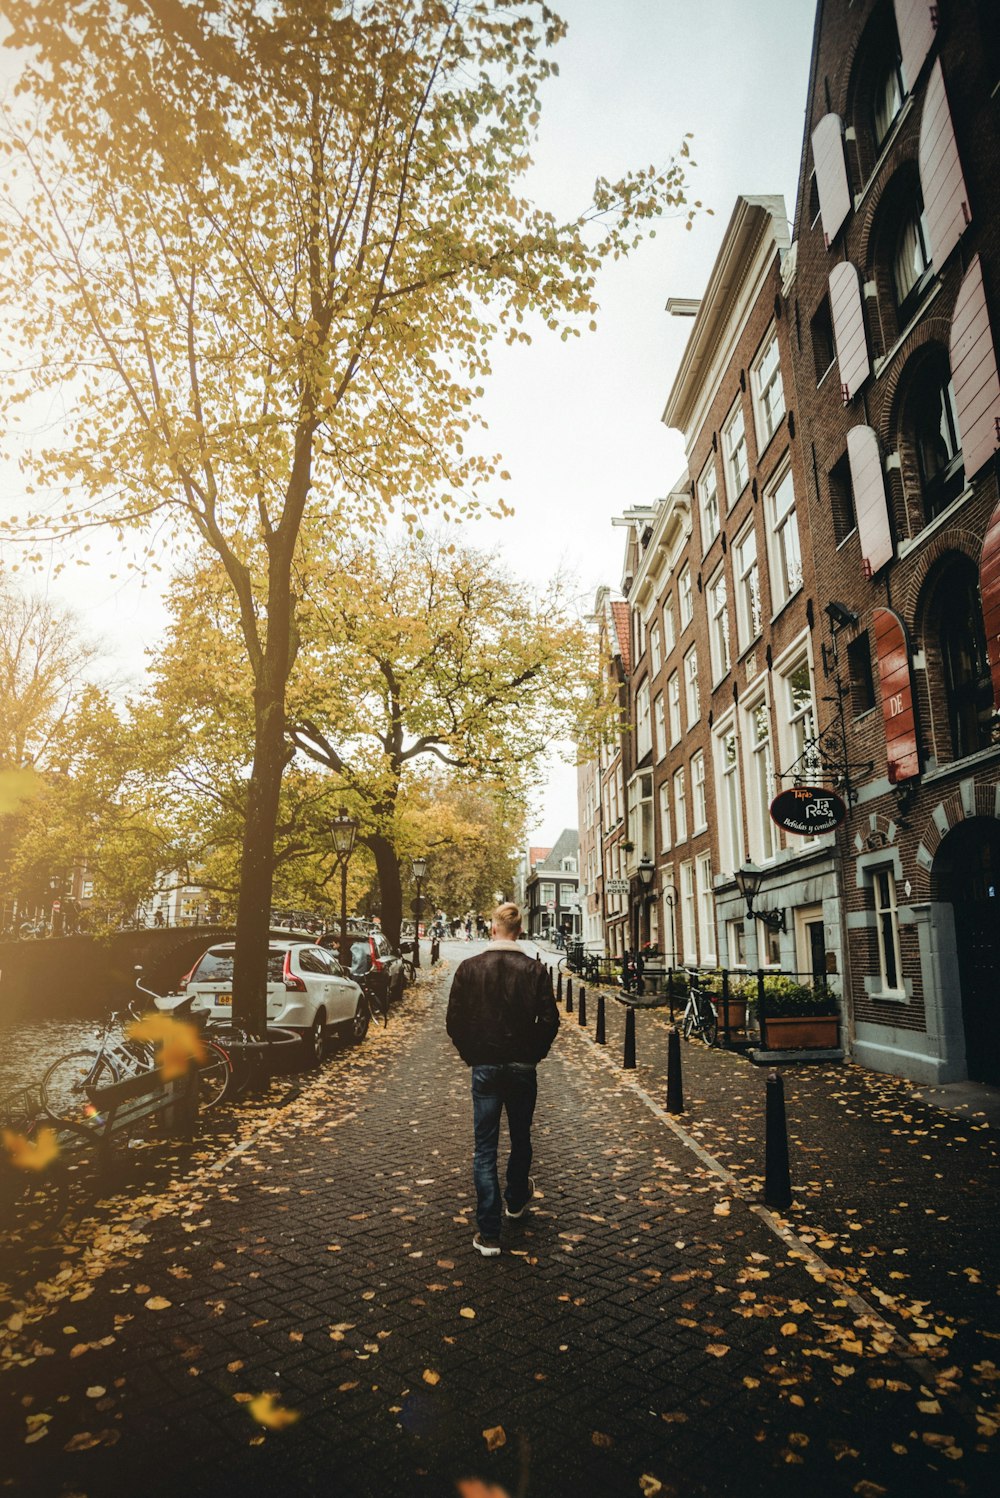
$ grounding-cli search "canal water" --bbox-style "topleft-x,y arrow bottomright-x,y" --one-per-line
0,1020 -> 100,1101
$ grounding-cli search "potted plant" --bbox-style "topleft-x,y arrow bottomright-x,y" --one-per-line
750,977 -> 840,1050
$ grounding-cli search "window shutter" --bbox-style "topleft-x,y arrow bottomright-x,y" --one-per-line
918,59 -> 971,271
829,262 -> 870,400
873,608 -> 919,783
893,0 -> 937,91
811,114 -> 851,246
950,255 -> 1000,483
848,426 -> 893,577
981,498 -> 1000,707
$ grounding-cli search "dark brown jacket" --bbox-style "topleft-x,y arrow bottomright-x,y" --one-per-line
446,942 -> 560,1066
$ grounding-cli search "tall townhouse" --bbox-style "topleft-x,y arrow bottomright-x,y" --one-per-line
656,195 -> 843,986
593,585 -> 632,959
789,0 -> 1000,1083
575,752 -> 603,951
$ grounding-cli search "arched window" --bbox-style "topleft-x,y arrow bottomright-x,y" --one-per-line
893,198 -> 933,317
902,351 -> 964,522
924,559 -> 995,762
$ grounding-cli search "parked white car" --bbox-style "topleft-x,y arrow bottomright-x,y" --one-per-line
183,940 -> 368,1064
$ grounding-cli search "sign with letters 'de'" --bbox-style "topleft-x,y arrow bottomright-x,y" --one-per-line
769,786 -> 847,835
873,606 -> 919,782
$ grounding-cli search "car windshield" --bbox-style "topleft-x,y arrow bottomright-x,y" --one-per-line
347,939 -> 371,975
191,948 -> 286,983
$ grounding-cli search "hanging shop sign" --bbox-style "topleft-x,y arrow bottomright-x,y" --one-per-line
769,785 -> 847,835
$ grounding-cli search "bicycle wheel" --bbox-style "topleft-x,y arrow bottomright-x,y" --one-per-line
701,1003 -> 718,1047
401,959 -> 416,987
41,1051 -> 117,1126
365,986 -> 386,1028
681,1007 -> 697,1041
197,1042 -> 231,1108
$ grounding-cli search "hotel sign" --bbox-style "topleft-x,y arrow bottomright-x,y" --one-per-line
769,786 -> 847,835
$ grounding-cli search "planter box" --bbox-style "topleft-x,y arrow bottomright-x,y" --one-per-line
761,1014 -> 840,1050
715,997 -> 747,1032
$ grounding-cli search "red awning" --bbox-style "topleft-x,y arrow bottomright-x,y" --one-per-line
873,607 -> 919,783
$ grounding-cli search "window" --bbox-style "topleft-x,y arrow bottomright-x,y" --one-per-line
650,622 -> 662,678
678,564 -> 693,629
808,171 -> 820,226
829,451 -> 856,544
936,566 -> 993,759
653,693 -> 666,762
691,750 -> 707,831
906,355 -> 964,522
893,200 -> 933,318
873,867 -> 903,993
707,568 -> 731,681
781,656 -> 820,785
752,327 -> 785,447
636,678 -> 652,760
698,457 -> 720,547
744,696 -> 776,861
715,723 -> 743,875
723,400 -> 749,501
663,595 -> 676,654
873,54 -> 904,148
673,766 -> 687,844
696,854 -> 716,964
680,861 -> 697,963
638,771 -> 654,863
766,467 -> 802,609
811,296 -> 836,383
733,525 -> 762,649
727,917 -> 747,967
658,780 -> 671,852
540,881 -> 555,905
684,646 -> 700,728
847,633 -> 876,715
667,671 -> 682,744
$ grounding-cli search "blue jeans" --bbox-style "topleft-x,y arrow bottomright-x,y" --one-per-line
471,1063 -> 538,1238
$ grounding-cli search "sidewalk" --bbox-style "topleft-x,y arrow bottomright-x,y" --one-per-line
1,960 -> 998,1497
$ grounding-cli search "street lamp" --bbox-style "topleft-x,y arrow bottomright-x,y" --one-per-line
49,874 -> 63,937
331,808 -> 358,969
411,856 -> 428,969
734,862 -> 786,932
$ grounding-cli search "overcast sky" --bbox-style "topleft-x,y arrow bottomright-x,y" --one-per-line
0,0 -> 819,848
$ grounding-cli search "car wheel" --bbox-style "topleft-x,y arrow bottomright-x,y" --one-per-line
305,1010 -> 327,1068
349,1000 -> 370,1046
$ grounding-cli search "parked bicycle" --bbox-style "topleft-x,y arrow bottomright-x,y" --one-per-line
680,968 -> 718,1047
41,974 -> 232,1124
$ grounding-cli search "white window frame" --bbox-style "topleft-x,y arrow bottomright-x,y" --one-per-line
635,678 -> 652,761
673,766 -> 688,844
678,564 -> 693,630
698,456 -> 720,548
684,645 -> 700,729
777,646 -> 820,790
873,867 -> 905,996
733,522 -> 762,652
540,881 -> 555,904
653,693 -> 666,762
723,398 -> 749,503
696,853 -> 716,964
691,749 -> 707,832
658,779 -> 671,853
726,917 -> 748,968
714,716 -> 744,877
707,566 -> 731,683
667,671 -> 682,746
742,688 -> 776,863
680,860 -> 697,964
752,324 -> 786,449
765,464 -> 802,613
650,622 -> 662,678
663,595 -> 676,654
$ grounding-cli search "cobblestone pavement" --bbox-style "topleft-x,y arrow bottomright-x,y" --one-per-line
1,944 -> 998,1498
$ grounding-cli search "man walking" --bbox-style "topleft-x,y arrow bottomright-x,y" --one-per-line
446,902 -> 560,1257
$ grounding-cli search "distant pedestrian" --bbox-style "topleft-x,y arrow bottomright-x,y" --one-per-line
446,902 -> 560,1257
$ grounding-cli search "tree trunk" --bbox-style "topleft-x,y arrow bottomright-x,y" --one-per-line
231,684 -> 287,1037
368,833 -> 402,950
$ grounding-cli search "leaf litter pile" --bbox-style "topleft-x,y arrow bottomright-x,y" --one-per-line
0,962 -> 998,1496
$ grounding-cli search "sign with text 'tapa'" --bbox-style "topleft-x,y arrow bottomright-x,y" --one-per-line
769,786 -> 847,835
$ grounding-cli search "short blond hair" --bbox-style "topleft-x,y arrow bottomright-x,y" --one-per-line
492,902 -> 522,937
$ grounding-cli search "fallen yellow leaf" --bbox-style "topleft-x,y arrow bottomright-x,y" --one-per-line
706,1344 -> 730,1358
459,1307 -> 476,1319
422,1369 -> 440,1386
2,1126 -> 59,1172
639,1477 -> 663,1497
144,1297 -> 171,1311
483,1424 -> 506,1451
592,1431 -> 614,1448
780,1322 -> 798,1336
247,1393 -> 300,1429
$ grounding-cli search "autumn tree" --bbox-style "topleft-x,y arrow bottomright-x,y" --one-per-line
0,0 -> 695,1031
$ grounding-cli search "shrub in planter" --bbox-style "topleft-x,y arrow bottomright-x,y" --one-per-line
750,976 -> 840,1017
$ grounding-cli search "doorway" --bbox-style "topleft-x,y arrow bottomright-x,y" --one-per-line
932,819 -> 1000,1084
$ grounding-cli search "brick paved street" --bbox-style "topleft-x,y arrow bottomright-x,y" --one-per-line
2,944 -> 998,1498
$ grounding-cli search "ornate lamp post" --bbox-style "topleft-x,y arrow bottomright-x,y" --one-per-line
411,856 -> 428,968
331,808 -> 358,969
734,862 -> 786,932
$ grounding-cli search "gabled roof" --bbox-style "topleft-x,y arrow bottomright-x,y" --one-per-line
528,846 -> 552,868
610,600 -> 631,675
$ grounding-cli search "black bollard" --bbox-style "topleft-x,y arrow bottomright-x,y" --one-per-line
578,985 -> 587,1026
557,971 -> 563,1004
566,977 -> 573,1014
623,1005 -> 636,1069
764,1069 -> 792,1209
667,1026 -> 683,1114
595,993 -> 606,1044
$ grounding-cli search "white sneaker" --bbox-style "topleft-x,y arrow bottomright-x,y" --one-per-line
505,1176 -> 535,1219
473,1232 -> 501,1257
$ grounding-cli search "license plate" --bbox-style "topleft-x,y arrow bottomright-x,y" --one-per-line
216,992 -> 232,1006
